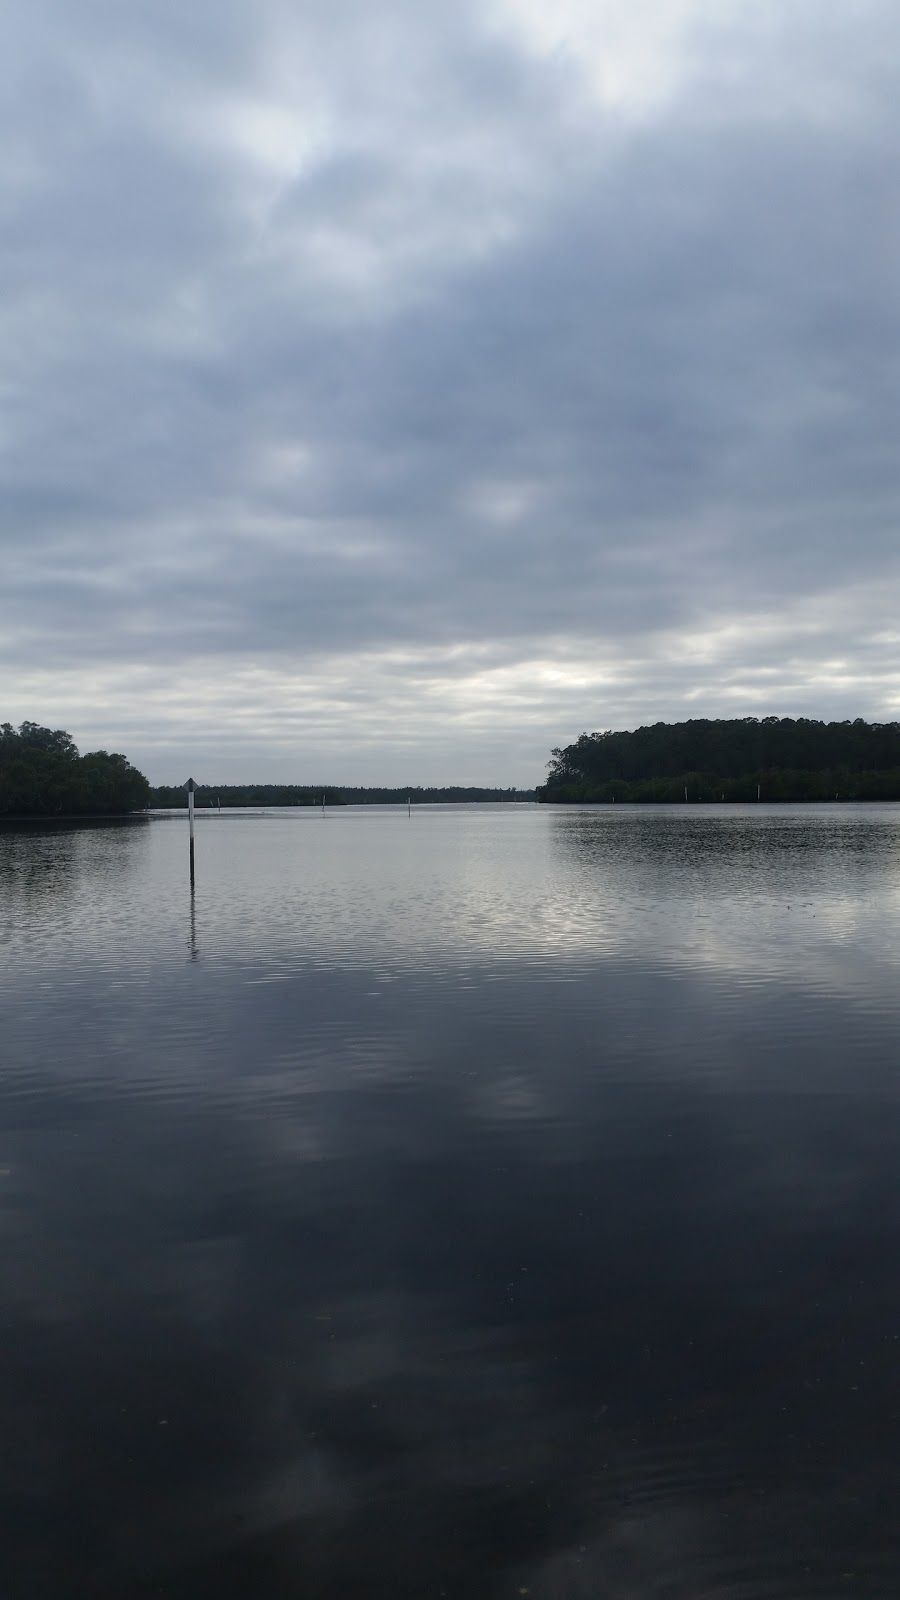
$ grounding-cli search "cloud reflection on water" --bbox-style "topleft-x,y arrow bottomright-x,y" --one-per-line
2,808 -> 900,1594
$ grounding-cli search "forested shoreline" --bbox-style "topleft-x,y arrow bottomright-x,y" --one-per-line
538,717 -> 900,802
14,710 -> 900,815
150,784 -> 534,807
0,722 -> 150,815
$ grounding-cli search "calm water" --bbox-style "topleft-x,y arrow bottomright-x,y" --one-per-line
2,804 -> 899,1598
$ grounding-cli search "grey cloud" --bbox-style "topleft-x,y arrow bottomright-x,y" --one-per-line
2,0 -> 899,774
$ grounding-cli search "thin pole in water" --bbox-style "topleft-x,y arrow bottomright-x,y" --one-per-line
186,777 -> 196,887
684,786 -> 688,803
757,783 -> 761,802
408,794 -> 411,817
322,793 -> 325,814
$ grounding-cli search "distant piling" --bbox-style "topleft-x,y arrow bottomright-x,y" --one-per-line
408,794 -> 411,817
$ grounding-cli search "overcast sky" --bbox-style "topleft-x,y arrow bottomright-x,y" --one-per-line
3,0 -> 899,784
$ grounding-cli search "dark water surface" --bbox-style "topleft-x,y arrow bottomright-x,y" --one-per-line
2,804 -> 899,1597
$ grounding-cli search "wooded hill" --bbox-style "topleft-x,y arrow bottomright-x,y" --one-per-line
538,717 -> 900,802
0,722 -> 150,815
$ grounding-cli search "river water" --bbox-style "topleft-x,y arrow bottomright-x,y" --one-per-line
2,803 -> 899,1597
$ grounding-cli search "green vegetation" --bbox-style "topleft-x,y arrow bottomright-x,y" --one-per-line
538,717 -> 900,803
0,722 -> 151,816
149,784 -> 533,807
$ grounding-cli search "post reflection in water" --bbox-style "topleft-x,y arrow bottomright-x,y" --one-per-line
1,804 -> 899,1599
189,871 -> 198,960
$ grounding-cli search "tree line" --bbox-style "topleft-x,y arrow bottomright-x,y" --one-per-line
0,728 -> 534,815
149,784 -> 534,807
538,717 -> 900,802
0,722 -> 150,816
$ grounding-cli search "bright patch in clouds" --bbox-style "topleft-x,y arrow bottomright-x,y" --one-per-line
489,0 -> 725,112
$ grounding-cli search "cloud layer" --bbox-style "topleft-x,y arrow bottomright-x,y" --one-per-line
3,0 -> 899,780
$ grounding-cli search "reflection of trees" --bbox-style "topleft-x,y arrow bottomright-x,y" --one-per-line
549,807 -> 896,906
0,819 -> 150,921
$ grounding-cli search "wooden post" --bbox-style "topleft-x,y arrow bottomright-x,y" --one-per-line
186,777 -> 195,886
